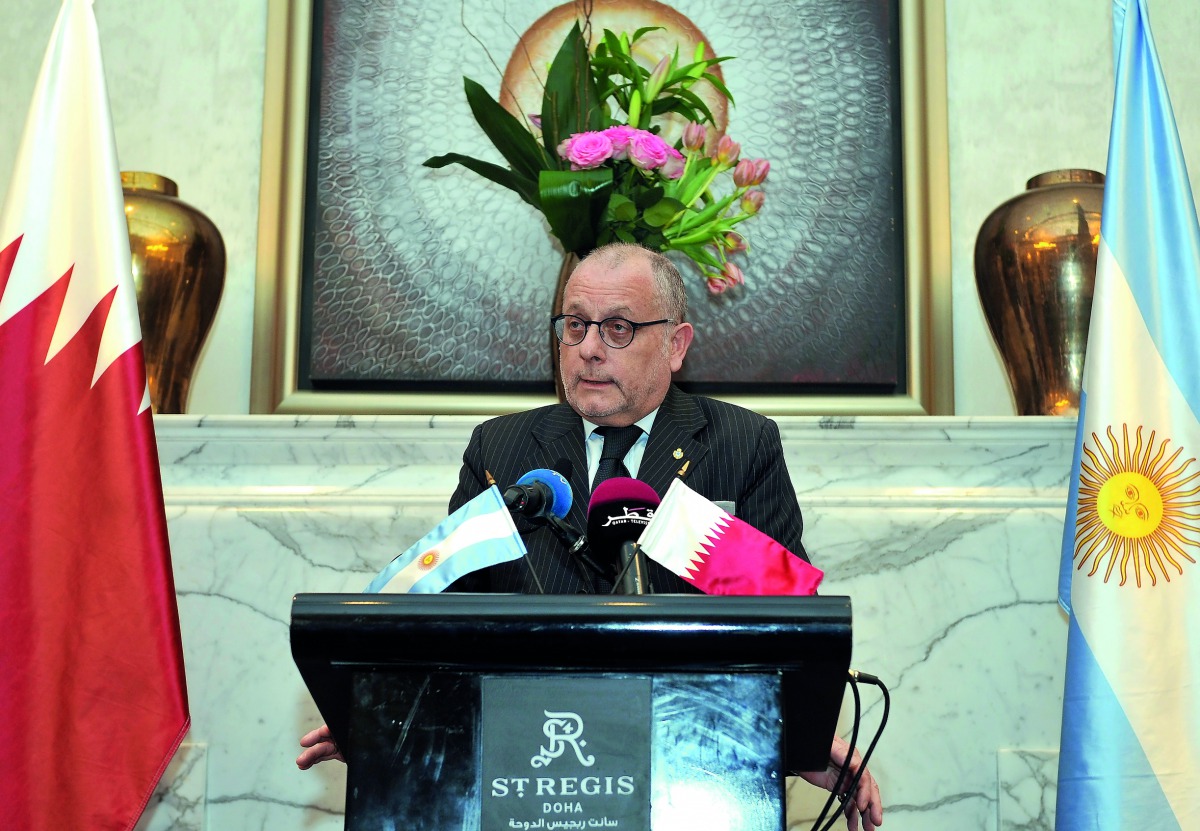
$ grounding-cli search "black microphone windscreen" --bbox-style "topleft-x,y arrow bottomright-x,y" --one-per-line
586,477 -> 660,576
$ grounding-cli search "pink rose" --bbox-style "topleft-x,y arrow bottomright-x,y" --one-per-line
660,146 -> 685,179
627,130 -> 670,170
602,125 -> 638,160
559,132 -> 614,169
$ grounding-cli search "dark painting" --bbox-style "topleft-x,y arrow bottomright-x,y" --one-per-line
299,0 -> 905,395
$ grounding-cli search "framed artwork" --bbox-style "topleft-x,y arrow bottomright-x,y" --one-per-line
253,0 -> 951,414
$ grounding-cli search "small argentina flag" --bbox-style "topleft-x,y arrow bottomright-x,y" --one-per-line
365,485 -> 526,594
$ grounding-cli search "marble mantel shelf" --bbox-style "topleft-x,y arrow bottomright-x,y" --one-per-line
154,414 -> 1078,508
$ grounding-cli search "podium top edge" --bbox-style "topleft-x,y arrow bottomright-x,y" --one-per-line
291,592 -> 852,624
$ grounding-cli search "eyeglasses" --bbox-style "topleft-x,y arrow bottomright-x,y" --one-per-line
551,314 -> 673,349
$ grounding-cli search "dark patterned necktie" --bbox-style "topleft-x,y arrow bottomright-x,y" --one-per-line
591,425 -> 644,491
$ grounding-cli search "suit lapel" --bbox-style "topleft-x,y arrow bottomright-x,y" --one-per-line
640,386 -> 709,500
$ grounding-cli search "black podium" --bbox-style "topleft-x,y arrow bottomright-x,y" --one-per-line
292,593 -> 851,830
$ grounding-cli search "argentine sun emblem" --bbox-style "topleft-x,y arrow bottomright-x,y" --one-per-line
417,548 -> 440,570
1074,425 -> 1200,587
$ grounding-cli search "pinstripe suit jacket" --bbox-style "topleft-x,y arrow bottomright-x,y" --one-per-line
447,385 -> 808,594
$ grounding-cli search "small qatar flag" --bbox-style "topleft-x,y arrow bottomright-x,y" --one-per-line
637,479 -> 823,595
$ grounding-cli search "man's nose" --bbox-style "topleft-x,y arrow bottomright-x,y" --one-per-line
576,322 -> 608,359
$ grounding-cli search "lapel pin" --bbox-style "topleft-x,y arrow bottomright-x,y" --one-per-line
677,460 -> 690,477
672,448 -> 683,459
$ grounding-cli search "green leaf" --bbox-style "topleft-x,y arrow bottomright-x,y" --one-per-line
643,197 -> 685,228
676,56 -> 732,74
539,168 -> 613,256
640,230 -> 667,250
648,98 -> 705,126
608,192 -> 637,222
628,26 -> 665,44
602,30 -> 626,58
633,185 -> 665,211
542,23 -> 604,161
589,55 -> 625,75
700,71 -> 735,105
597,31 -> 644,80
462,78 -> 547,181
666,88 -> 718,124
423,153 -> 540,208
669,242 -> 721,269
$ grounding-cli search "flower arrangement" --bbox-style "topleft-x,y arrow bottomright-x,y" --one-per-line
424,22 -> 769,295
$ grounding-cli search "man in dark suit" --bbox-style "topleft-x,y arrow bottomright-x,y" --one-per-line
446,242 -> 807,593
299,243 -> 883,831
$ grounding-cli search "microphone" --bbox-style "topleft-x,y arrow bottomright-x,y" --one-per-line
587,478 -> 661,594
501,469 -> 574,596
503,468 -> 572,520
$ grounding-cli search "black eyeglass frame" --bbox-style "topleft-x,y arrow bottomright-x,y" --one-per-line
550,314 -> 674,349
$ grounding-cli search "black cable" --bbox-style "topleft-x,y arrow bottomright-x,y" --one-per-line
810,673 -> 860,831
814,670 -> 891,831
846,670 -> 890,787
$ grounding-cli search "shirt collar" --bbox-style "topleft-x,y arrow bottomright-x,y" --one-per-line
582,408 -> 659,441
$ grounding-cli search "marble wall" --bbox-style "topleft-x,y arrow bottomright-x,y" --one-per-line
136,414 -> 1074,831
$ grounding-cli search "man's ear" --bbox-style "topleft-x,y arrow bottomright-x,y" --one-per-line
669,322 -> 694,372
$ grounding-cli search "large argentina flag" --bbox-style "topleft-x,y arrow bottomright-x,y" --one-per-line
1056,1 -> 1200,827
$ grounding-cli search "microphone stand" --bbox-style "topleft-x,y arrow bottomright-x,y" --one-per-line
544,514 -> 609,594
612,541 -> 652,595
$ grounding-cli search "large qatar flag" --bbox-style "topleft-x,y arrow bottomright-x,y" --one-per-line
0,1 -> 189,828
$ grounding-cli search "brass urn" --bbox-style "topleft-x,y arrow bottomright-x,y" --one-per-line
122,172 -> 225,413
974,169 -> 1104,415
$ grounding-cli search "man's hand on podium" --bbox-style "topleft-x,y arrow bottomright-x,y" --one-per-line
798,735 -> 883,831
296,723 -> 345,770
